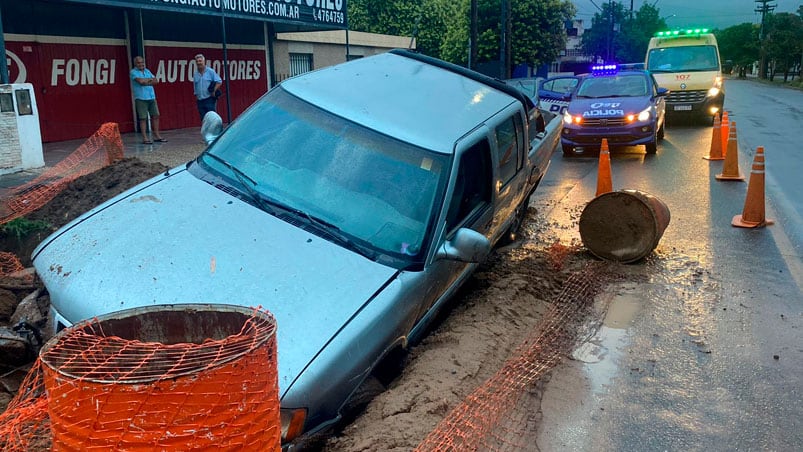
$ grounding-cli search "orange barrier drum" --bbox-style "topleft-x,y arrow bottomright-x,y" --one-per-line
579,190 -> 671,263
39,304 -> 281,452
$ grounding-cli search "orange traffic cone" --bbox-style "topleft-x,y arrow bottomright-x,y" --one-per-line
720,111 -> 730,155
716,121 -> 745,181
596,138 -> 613,196
704,113 -> 724,160
733,146 -> 774,228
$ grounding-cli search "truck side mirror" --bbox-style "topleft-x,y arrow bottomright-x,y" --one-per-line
656,87 -> 669,97
436,228 -> 491,263
201,111 -> 224,145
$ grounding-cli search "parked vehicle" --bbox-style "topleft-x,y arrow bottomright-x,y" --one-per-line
32,49 -> 561,449
558,64 -> 668,156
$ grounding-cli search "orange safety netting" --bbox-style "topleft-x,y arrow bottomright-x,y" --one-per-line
0,122 -> 124,227
0,251 -> 25,276
0,305 -> 281,451
416,260 -> 611,451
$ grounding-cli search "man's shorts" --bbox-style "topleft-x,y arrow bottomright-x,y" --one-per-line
135,99 -> 160,119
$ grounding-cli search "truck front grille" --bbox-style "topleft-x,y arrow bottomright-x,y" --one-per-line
667,90 -> 706,104
582,118 -> 627,127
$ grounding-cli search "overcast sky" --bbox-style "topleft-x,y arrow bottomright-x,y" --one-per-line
572,0 -> 802,30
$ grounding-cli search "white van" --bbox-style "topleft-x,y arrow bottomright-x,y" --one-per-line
645,29 -> 724,123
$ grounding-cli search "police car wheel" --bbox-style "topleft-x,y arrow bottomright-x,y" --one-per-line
645,138 -> 658,154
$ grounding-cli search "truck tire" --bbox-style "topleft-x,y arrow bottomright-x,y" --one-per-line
500,193 -> 532,245
657,121 -> 665,140
645,136 -> 658,154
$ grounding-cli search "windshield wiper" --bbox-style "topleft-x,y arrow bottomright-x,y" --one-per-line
201,153 -> 276,215
260,197 -> 379,261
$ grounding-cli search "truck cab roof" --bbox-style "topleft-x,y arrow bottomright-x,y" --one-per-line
280,49 -> 531,154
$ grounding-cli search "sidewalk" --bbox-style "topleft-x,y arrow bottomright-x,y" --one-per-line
0,127 -> 207,198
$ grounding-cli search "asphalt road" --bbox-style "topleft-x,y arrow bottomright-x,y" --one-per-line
532,78 -> 803,451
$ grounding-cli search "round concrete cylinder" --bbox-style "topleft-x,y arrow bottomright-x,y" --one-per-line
579,190 -> 671,263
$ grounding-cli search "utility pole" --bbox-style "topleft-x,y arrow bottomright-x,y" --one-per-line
470,0 -> 477,70
499,0 -> 510,79
755,0 -> 777,79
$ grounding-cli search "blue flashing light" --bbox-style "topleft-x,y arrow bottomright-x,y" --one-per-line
591,64 -> 619,76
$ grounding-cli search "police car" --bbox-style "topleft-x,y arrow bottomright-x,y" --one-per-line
559,64 -> 668,156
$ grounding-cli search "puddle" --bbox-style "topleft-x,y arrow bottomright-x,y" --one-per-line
572,290 -> 643,394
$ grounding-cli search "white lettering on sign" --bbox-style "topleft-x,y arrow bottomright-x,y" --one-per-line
154,59 -> 262,83
51,59 -> 116,86
583,109 -> 624,117
153,0 -> 339,22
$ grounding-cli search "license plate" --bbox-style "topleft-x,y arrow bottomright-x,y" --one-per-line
673,105 -> 692,111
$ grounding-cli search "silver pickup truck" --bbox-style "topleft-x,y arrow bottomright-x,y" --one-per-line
32,49 -> 561,449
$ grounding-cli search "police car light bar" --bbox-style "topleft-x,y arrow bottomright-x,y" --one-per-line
655,28 -> 710,37
591,64 -> 618,76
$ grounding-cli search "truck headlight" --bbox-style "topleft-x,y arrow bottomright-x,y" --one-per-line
280,407 -> 307,443
563,112 -> 582,125
707,87 -> 721,97
637,107 -> 651,122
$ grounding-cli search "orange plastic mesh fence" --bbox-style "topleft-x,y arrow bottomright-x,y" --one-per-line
416,261 -> 611,451
0,122 -> 124,227
0,306 -> 281,451
0,251 -> 25,276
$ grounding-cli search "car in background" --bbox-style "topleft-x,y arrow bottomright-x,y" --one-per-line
558,64 -> 668,156
33,49 -> 562,449
504,75 -> 580,117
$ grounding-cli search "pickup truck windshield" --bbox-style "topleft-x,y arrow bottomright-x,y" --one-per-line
199,87 -> 449,265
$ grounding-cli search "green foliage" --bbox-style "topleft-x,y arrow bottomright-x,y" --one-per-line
348,0 -> 575,70
764,13 -> 803,79
715,23 -> 760,67
582,3 -> 667,64
1,218 -> 51,243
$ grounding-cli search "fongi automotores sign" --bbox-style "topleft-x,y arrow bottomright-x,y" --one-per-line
61,0 -> 347,27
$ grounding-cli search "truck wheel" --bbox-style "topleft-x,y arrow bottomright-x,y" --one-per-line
645,137 -> 658,154
657,121 -> 665,140
500,194 -> 532,245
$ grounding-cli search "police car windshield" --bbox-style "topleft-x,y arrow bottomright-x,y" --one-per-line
576,74 -> 647,98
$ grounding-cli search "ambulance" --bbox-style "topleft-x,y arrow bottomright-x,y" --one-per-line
645,29 -> 724,123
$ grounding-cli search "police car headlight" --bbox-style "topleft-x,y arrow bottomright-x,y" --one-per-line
563,111 -> 573,125
707,87 -> 721,97
637,107 -> 651,122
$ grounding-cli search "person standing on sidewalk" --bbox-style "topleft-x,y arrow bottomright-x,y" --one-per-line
130,56 -> 166,144
193,54 -> 223,122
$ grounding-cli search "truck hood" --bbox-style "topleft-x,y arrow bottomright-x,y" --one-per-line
32,167 -> 398,395
569,97 -> 652,117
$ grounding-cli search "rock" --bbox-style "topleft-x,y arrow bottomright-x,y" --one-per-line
10,289 -> 45,326
0,327 -> 29,365
0,288 -> 17,322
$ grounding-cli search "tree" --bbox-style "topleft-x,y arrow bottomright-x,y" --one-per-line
582,2 -> 667,64
763,13 -> 803,81
614,4 -> 667,63
715,23 -> 760,75
349,0 -> 575,71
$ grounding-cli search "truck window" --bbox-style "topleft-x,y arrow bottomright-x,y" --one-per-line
494,116 -> 521,186
445,139 -> 492,232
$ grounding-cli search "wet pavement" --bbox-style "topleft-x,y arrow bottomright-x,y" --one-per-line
533,79 -> 803,451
